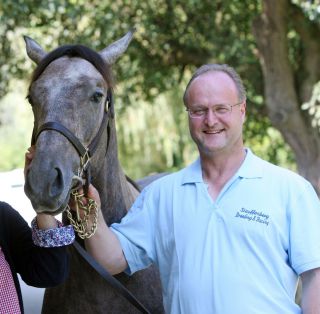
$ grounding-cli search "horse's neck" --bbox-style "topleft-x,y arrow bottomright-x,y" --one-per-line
118,169 -> 140,209
92,121 -> 139,225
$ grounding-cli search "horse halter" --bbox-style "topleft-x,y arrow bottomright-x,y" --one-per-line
30,90 -> 114,238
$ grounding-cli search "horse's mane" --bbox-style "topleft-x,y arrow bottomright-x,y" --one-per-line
29,44 -> 114,90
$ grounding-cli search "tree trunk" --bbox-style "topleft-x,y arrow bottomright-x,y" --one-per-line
252,0 -> 320,195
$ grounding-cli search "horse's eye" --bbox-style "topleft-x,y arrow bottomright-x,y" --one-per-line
90,91 -> 104,103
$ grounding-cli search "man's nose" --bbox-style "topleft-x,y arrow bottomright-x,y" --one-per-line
204,109 -> 218,126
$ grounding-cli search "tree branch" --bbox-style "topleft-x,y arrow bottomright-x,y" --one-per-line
252,0 -> 320,192
289,2 -> 320,102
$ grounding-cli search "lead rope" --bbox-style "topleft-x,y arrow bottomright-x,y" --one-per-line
65,147 -> 98,239
66,190 -> 98,239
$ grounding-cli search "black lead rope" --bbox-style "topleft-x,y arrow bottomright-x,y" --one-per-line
73,241 -> 151,314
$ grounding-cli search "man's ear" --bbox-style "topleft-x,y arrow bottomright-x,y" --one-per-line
241,101 -> 246,122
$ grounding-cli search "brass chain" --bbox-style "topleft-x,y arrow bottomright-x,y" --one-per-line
66,190 -> 98,239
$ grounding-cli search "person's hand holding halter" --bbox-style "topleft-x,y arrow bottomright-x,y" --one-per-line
66,184 -> 101,239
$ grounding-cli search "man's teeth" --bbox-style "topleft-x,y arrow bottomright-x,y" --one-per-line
205,129 -> 223,134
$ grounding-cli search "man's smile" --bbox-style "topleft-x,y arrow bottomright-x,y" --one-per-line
203,128 -> 225,134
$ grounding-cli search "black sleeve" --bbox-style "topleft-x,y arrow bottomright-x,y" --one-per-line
1,201 -> 70,287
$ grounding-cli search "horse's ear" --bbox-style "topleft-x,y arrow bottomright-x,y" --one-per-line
100,29 -> 135,65
24,36 -> 47,64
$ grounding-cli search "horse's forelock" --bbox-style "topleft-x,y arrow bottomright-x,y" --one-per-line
29,45 -> 114,91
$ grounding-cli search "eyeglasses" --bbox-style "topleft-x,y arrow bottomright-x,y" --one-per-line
186,102 -> 243,119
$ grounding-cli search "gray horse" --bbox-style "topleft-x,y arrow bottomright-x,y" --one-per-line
24,31 -> 164,313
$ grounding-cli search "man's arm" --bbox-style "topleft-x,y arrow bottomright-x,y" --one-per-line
301,267 -> 320,314
83,185 -> 128,275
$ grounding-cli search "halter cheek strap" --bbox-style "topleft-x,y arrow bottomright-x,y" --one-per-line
31,89 -> 113,194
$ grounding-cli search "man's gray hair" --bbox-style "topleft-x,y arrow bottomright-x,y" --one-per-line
183,64 -> 246,105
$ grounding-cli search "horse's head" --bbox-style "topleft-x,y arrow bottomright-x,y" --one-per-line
24,31 -> 134,215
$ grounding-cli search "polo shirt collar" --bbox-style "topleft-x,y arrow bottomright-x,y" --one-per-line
181,148 -> 263,185
181,158 -> 203,184
237,148 -> 263,179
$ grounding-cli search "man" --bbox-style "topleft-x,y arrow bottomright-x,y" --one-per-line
83,64 -> 320,313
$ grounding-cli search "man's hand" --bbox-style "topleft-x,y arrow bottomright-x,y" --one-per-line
86,184 -> 101,209
67,184 -> 102,239
68,185 -> 101,218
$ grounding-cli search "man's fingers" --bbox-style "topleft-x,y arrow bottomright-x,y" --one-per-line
67,186 -> 100,225
87,184 -> 101,207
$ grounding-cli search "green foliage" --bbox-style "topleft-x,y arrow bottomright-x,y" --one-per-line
292,0 -> 320,21
1,0 -> 262,98
302,81 -> 320,130
0,0 -> 297,175
117,85 -> 198,179
0,82 -> 33,170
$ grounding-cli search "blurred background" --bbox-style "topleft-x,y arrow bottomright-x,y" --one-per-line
0,0 -> 319,190
0,1 -> 319,313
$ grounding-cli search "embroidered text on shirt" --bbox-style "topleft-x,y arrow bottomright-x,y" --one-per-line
235,207 -> 270,226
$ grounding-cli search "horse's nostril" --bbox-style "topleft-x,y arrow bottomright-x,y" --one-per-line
48,167 -> 64,198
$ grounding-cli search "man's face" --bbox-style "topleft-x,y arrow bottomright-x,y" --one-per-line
185,71 -> 246,157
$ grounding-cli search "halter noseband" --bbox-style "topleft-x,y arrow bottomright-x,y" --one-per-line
30,89 -> 114,195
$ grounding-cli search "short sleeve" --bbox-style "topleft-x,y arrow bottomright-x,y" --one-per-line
289,181 -> 320,275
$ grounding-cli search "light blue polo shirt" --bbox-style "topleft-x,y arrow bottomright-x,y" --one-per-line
111,149 -> 320,314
